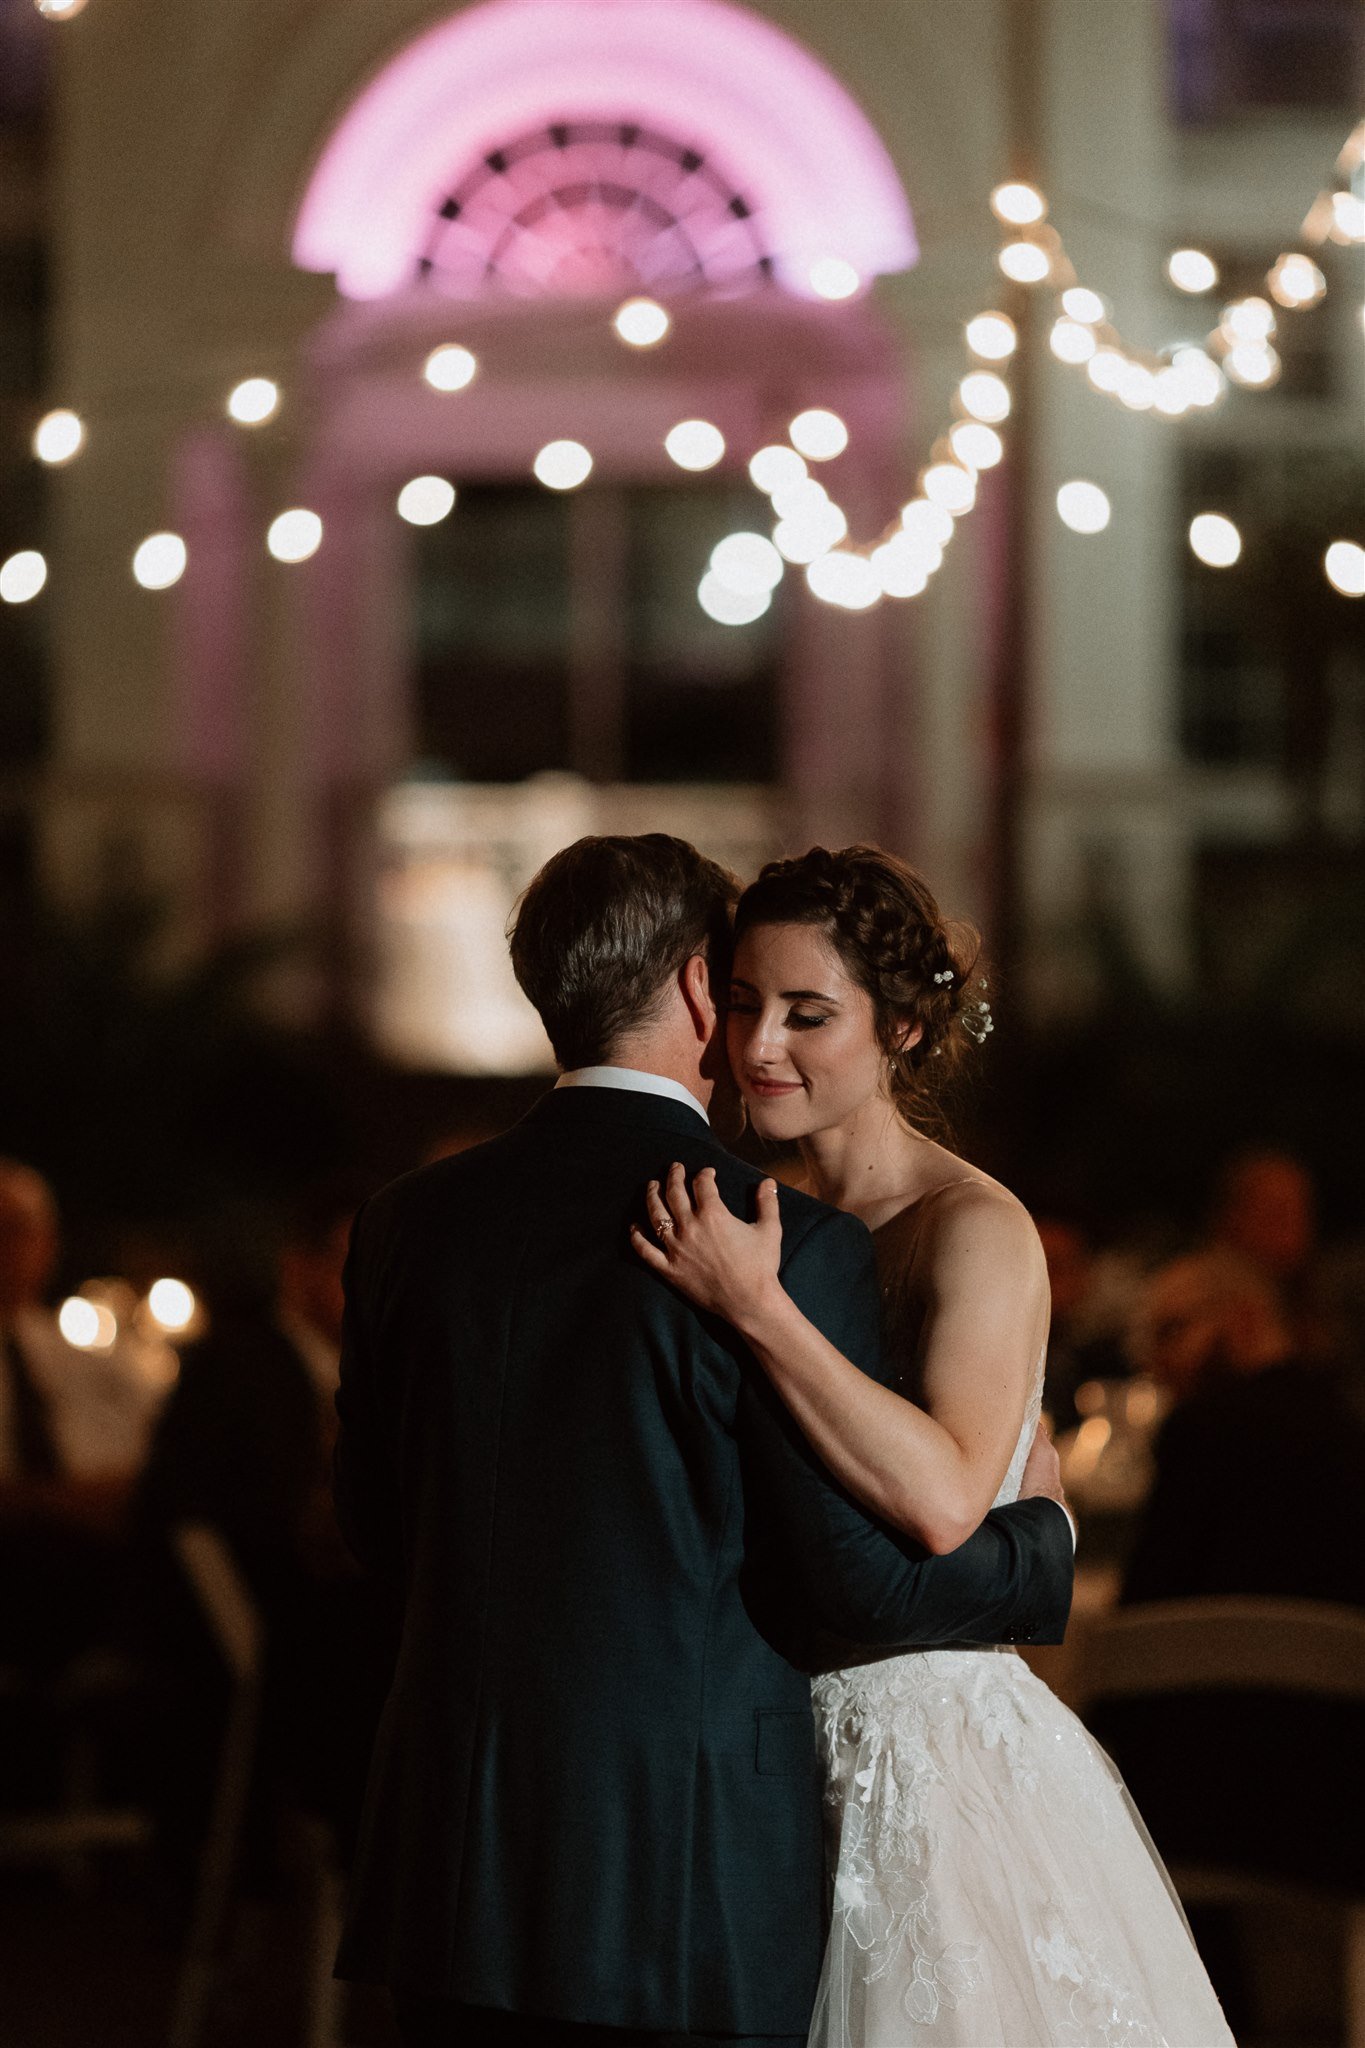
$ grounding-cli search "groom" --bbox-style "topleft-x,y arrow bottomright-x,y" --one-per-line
333,833 -> 1074,2047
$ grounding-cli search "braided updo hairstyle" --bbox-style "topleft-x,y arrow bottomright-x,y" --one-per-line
731,846 -> 988,1137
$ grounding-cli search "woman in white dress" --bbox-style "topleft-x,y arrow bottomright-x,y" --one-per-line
633,846 -> 1233,2048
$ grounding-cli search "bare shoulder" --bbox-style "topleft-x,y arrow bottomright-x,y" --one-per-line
880,1170 -> 1046,1305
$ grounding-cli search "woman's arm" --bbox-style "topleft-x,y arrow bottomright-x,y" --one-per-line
632,1165 -> 1048,1554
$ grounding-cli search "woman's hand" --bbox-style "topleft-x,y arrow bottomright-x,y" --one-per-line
630,1163 -> 784,1325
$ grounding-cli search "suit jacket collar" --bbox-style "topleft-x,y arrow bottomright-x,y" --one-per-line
526,1082 -> 713,1144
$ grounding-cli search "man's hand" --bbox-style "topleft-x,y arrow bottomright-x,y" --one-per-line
1019,1420 -> 1073,1536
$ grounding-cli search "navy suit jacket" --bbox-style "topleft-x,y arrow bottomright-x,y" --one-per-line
333,1085 -> 1073,2032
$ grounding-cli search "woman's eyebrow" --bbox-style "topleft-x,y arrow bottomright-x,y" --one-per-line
728,976 -> 840,1005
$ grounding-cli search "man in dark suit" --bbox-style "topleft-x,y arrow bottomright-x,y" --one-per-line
334,834 -> 1075,2048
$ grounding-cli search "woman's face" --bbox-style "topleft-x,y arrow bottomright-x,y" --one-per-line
725,921 -> 892,1142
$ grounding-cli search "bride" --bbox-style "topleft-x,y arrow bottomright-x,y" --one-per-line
632,845 -> 1232,2048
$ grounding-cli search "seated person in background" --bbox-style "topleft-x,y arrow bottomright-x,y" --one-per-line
1206,1146 -> 1319,1337
0,1159 -> 164,1672
1122,1249 -> 1365,1607
1093,1250 -> 1365,1899
135,1185 -> 394,1855
1035,1214 -> 1133,1432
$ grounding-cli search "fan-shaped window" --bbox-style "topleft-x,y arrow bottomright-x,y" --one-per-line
417,120 -> 774,297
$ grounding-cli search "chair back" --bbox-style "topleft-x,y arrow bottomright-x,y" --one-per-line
171,1523 -> 263,1686
1078,1597 -> 1365,1708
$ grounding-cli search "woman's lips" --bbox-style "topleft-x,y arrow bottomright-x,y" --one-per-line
746,1076 -> 803,1098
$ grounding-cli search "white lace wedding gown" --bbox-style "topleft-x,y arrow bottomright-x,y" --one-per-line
809,1356 -> 1234,2048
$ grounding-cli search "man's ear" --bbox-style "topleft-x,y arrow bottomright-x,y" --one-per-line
680,952 -> 717,1043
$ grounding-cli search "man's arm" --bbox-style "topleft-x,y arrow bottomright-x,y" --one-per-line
736,1207 -> 1074,1648
333,1202 -> 403,1581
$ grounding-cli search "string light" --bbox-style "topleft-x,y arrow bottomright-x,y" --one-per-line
1116,361 -> 1157,410
697,572 -> 770,626
397,476 -> 457,525
533,440 -> 593,490
1049,317 -> 1097,365
1221,297 -> 1276,346
613,298 -> 670,347
423,344 -> 478,392
132,532 -> 187,589
267,509 -> 323,562
870,533 -> 931,599
1329,192 -> 1365,244
788,409 -> 849,461
1189,514 -> 1242,568
991,181 -> 1047,227
999,240 -> 1051,285
949,421 -> 1003,470
58,1297 -> 116,1348
1056,481 -> 1111,534
901,499 -> 954,549
748,445 -> 807,495
227,378 -> 280,426
805,551 -> 880,610
146,1279 -> 196,1332
923,463 -> 976,516
958,372 -> 1011,423
664,420 -> 725,471
808,257 -> 861,301
1,551 -> 47,603
1224,341 -> 1281,388
709,532 -> 784,597
1268,254 -> 1326,309
35,0 -> 88,17
965,312 -> 1017,361
1086,349 -> 1126,394
1324,541 -> 1365,598
1167,249 -> 1219,294
33,409 -> 84,464
1061,287 -> 1106,324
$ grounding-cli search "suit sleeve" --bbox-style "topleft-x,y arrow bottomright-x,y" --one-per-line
736,1207 -> 1074,1649
332,1201 -> 403,1582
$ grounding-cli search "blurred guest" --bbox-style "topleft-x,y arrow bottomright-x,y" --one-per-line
0,1159 -> 163,1671
1123,1250 -> 1365,1606
1207,1147 -> 1318,1319
1036,1215 -> 1132,1431
1095,1250 -> 1365,1906
134,1185 -> 392,1850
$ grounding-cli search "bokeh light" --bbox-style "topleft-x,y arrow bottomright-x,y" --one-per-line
33,408 -> 84,463
697,572 -> 770,625
1167,248 -> 1218,294
1061,287 -> 1106,324
958,372 -> 1011,423
0,550 -> 47,603
965,312 -> 1017,361
58,1297 -> 117,1349
534,440 -> 593,489
1268,254 -> 1326,309
749,445 -> 807,495
267,509 -> 323,562
1324,541 -> 1365,598
808,257 -> 861,300
870,533 -> 931,599
901,499 -> 955,549
423,344 -> 478,391
664,419 -> 725,470
1189,513 -> 1242,567
805,551 -> 880,610
226,378 -> 280,426
1050,317 -> 1097,365
923,463 -> 976,516
613,298 -> 670,347
710,532 -> 784,597
1056,481 -> 1111,534
991,181 -> 1046,226
1087,349 -> 1127,394
949,421 -> 1004,471
788,409 -> 849,461
132,532 -> 187,590
397,475 -> 457,525
147,1278 -> 197,1332
998,240 -> 1051,285
1224,341 -> 1281,388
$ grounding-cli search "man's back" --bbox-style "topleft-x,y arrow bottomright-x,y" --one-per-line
335,1085 -> 1072,2032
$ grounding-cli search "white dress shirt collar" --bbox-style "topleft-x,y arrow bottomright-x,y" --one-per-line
555,1065 -> 709,1126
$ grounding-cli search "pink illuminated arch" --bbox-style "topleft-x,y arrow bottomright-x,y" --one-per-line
293,0 -> 917,302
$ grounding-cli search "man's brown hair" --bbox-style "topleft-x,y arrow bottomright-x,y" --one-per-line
508,834 -> 738,1069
